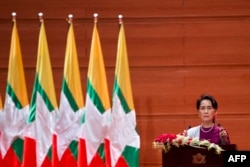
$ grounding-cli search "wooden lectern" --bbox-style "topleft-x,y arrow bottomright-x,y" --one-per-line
162,144 -> 236,167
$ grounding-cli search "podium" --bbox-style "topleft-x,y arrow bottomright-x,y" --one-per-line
162,144 -> 236,167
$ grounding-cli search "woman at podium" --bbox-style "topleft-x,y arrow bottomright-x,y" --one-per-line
184,94 -> 230,145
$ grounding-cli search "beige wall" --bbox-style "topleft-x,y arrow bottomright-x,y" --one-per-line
1,0 -> 250,166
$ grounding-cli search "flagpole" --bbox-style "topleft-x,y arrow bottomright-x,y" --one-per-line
67,14 -> 73,24
118,14 -> 123,24
93,13 -> 98,23
38,12 -> 43,22
12,12 -> 16,22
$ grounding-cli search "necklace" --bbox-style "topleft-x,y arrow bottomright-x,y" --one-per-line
200,124 -> 214,133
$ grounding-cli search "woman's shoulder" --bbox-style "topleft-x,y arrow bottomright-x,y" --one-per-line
186,125 -> 200,138
188,125 -> 200,131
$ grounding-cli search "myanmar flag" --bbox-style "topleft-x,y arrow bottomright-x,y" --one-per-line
0,95 -> 3,111
0,96 -> 3,110
108,21 -> 140,167
22,19 -> 58,167
0,20 -> 29,167
0,96 -> 3,166
78,19 -> 111,167
52,20 -> 84,167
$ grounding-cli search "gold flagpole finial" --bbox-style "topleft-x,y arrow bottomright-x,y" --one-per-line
12,12 -> 16,22
67,14 -> 73,24
118,14 -> 123,24
38,12 -> 44,22
93,13 -> 98,23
